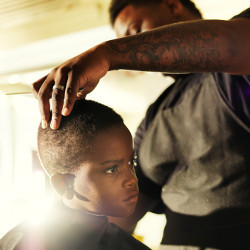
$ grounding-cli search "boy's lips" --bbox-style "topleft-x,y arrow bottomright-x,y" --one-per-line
123,191 -> 139,203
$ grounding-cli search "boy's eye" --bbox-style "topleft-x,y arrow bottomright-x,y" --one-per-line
105,165 -> 118,174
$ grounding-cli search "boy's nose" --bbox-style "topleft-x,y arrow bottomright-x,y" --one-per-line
123,167 -> 138,188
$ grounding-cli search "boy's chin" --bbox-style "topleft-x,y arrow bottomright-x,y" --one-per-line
109,205 -> 136,218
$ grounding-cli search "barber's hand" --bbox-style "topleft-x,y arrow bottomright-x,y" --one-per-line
32,44 -> 110,129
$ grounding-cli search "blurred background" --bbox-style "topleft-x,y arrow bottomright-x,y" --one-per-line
0,1 -> 249,249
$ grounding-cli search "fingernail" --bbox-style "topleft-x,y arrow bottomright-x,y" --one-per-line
51,119 -> 57,130
62,107 -> 69,116
42,120 -> 48,129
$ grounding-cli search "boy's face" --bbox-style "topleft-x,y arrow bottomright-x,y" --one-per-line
68,124 -> 139,217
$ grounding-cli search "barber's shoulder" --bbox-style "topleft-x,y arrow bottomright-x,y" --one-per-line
231,8 -> 250,19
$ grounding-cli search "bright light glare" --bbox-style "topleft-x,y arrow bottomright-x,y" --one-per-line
26,194 -> 54,227
8,74 -> 21,84
26,170 -> 53,226
31,170 -> 46,196
134,212 -> 166,249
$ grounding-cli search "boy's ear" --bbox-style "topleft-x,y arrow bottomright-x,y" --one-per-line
51,173 -> 75,197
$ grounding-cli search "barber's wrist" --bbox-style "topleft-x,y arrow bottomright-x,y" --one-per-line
102,39 -> 125,71
93,41 -> 113,72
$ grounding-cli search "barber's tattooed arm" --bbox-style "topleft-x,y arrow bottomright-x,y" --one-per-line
32,17 -> 250,129
106,19 -> 249,74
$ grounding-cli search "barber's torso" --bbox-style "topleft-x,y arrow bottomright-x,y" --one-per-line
137,73 -> 250,248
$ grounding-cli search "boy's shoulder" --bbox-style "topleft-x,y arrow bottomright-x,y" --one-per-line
0,223 -> 25,250
0,222 -> 151,250
102,222 -> 151,250
0,209 -> 151,250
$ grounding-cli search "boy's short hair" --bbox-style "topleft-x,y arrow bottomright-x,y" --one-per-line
109,0 -> 203,26
37,99 -> 123,176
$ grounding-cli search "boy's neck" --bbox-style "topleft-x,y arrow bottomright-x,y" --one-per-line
61,199 -> 107,218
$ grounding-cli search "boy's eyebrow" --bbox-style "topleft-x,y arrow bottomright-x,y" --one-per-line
100,150 -> 136,165
100,159 -> 123,165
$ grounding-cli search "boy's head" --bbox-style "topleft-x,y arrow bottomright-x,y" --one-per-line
109,0 -> 202,37
38,99 -> 138,217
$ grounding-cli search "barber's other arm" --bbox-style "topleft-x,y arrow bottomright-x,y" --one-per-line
32,17 -> 250,129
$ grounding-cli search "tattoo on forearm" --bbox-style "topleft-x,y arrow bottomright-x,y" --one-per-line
108,23 -> 228,72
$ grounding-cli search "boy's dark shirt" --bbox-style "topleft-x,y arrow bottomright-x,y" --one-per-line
0,202 -> 150,250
